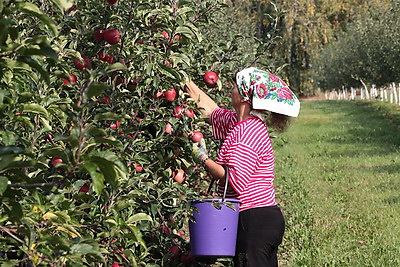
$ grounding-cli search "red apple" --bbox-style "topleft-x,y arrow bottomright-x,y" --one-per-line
66,5 -> 76,14
98,94 -> 111,105
51,157 -> 63,168
172,106 -> 184,119
114,76 -> 125,86
73,59 -> 85,70
168,246 -> 181,259
160,225 -> 172,235
127,78 -> 141,91
184,108 -> 194,118
180,251 -> 195,264
165,123 -> 173,134
110,121 -> 121,129
155,91 -> 164,99
164,88 -> 177,101
93,27 -> 104,41
111,263 -> 119,267
191,131 -> 203,143
73,55 -> 91,70
134,162 -> 143,172
107,0 -> 118,4
104,29 -> 121,45
173,169 -> 185,183
161,30 -> 169,39
79,183 -> 90,193
98,50 -> 115,64
203,71 -> 219,88
62,74 -> 77,85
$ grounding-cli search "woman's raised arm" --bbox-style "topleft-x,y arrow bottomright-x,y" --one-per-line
184,80 -> 219,117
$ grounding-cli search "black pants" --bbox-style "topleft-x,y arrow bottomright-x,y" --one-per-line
234,206 -> 285,267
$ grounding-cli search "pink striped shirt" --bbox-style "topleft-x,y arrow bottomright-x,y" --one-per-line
210,108 -> 276,211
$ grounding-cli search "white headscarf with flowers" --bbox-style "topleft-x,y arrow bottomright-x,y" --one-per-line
236,67 -> 300,117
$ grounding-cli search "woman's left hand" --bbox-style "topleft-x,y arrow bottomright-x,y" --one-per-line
192,138 -> 208,162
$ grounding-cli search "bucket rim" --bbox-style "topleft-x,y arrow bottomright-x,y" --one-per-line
190,198 -> 241,204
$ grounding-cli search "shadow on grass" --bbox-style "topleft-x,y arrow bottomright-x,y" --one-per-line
304,101 -> 400,185
309,100 -> 400,155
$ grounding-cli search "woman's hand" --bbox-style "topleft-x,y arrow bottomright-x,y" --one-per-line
179,71 -> 219,117
192,138 -> 208,163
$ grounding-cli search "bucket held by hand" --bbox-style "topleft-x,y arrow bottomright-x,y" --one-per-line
189,165 -> 240,257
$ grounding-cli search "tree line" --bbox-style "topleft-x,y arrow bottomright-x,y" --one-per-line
225,0 -> 397,95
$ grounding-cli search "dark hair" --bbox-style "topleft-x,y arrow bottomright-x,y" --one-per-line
267,111 -> 291,133
249,109 -> 291,132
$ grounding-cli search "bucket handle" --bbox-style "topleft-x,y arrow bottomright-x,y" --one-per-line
206,165 -> 229,203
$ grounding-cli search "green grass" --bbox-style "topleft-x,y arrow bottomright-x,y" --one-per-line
274,100 -> 400,266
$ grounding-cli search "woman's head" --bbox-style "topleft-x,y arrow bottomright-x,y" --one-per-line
233,67 -> 300,118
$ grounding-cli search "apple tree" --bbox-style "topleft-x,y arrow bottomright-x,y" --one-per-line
0,0 -> 279,266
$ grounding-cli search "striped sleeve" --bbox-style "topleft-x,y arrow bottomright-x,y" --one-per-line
210,108 -> 237,140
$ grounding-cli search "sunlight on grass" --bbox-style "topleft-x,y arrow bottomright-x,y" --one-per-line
274,100 -> 400,266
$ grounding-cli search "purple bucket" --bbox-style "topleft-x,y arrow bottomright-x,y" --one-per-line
189,198 -> 241,257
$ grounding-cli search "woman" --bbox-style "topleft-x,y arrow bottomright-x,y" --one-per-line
183,67 -> 300,266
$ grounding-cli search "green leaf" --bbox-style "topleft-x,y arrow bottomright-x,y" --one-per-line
80,162 -> 104,194
0,176 -> 8,196
90,156 -> 117,186
94,112 -> 123,121
18,45 -> 58,61
105,62 -> 126,73
128,225 -> 147,249
0,146 -> 24,155
51,0 -> 74,11
17,2 -> 58,35
22,103 -> 49,117
87,83 -> 110,99
126,213 -> 153,224
70,243 -> 95,254
17,56 -> 50,84
158,63 -> 180,80
40,117 -> 52,131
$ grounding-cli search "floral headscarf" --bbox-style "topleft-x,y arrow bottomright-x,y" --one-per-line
236,67 -> 300,117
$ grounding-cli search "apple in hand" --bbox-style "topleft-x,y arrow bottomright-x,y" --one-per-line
104,29 -> 121,45
173,169 -> 185,183
164,88 -> 177,101
203,71 -> 219,88
191,131 -> 203,143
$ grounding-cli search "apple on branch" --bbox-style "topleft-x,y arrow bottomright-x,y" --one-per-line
203,71 -> 219,88
104,29 -> 121,45
164,88 -> 177,101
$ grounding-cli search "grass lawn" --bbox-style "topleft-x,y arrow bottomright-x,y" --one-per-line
274,100 -> 400,266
